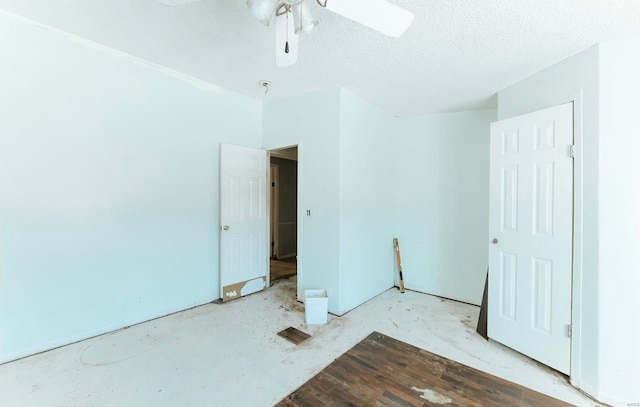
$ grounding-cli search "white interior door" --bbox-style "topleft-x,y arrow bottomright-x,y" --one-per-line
488,103 -> 574,374
220,144 -> 267,302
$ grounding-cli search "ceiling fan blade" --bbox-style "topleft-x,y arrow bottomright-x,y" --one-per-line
321,0 -> 414,38
275,10 -> 299,67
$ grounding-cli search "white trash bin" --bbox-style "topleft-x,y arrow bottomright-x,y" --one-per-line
304,289 -> 328,325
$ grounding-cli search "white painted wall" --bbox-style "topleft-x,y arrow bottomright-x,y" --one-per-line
338,90 -> 396,313
393,110 -> 496,305
0,13 -> 262,363
262,89 -> 342,314
597,37 -> 640,406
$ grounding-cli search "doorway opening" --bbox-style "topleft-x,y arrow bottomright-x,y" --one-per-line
269,146 -> 298,285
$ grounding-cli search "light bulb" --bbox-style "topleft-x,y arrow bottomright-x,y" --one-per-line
247,0 -> 279,26
293,1 -> 318,34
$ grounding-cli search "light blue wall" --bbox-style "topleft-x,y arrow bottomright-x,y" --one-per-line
597,37 -> 640,406
264,89 -> 495,315
0,10 -> 517,368
0,13 -> 262,363
263,89 -> 342,314
338,90 -> 396,313
393,109 -> 496,305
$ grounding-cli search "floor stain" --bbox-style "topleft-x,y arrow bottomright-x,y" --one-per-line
410,387 -> 453,404
461,316 -> 476,330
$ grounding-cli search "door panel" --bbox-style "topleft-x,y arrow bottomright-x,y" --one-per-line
501,166 -> 519,232
534,162 -> 554,235
220,144 -> 267,302
532,257 -> 553,334
499,252 -> 517,321
488,103 -> 573,374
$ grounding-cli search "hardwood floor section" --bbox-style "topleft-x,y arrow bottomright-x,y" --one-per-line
276,332 -> 574,407
270,259 -> 297,283
277,327 -> 311,345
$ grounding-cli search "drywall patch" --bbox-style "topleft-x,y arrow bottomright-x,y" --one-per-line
410,387 -> 453,404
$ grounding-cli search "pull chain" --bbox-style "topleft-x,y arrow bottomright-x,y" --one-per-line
285,9 -> 290,54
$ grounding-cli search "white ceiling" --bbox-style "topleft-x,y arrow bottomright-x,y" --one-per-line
1,0 -> 639,115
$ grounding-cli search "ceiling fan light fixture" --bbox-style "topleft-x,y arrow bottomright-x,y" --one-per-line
247,0 -> 279,26
293,1 -> 319,34
320,0 -> 414,38
258,80 -> 272,95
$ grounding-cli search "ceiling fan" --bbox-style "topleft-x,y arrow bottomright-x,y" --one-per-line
247,0 -> 414,67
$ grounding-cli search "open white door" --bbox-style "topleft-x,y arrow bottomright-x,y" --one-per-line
488,103 -> 574,374
220,144 -> 268,302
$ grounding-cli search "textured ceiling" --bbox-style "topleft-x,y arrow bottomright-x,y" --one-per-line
1,0 -> 639,115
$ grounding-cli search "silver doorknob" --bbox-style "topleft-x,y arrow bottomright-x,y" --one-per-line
492,238 -> 498,244
223,225 -> 230,231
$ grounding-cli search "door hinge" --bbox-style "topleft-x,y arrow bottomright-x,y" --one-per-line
567,324 -> 573,338
570,145 -> 576,159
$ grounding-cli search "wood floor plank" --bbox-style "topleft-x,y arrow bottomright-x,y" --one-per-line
275,332 -> 574,407
270,260 -> 297,283
277,327 -> 311,345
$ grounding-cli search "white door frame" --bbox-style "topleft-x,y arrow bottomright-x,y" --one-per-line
266,144 -> 300,298
503,94 -> 584,386
568,94 -> 584,388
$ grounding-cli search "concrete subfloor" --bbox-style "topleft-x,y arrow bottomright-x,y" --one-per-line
0,277 -> 599,407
